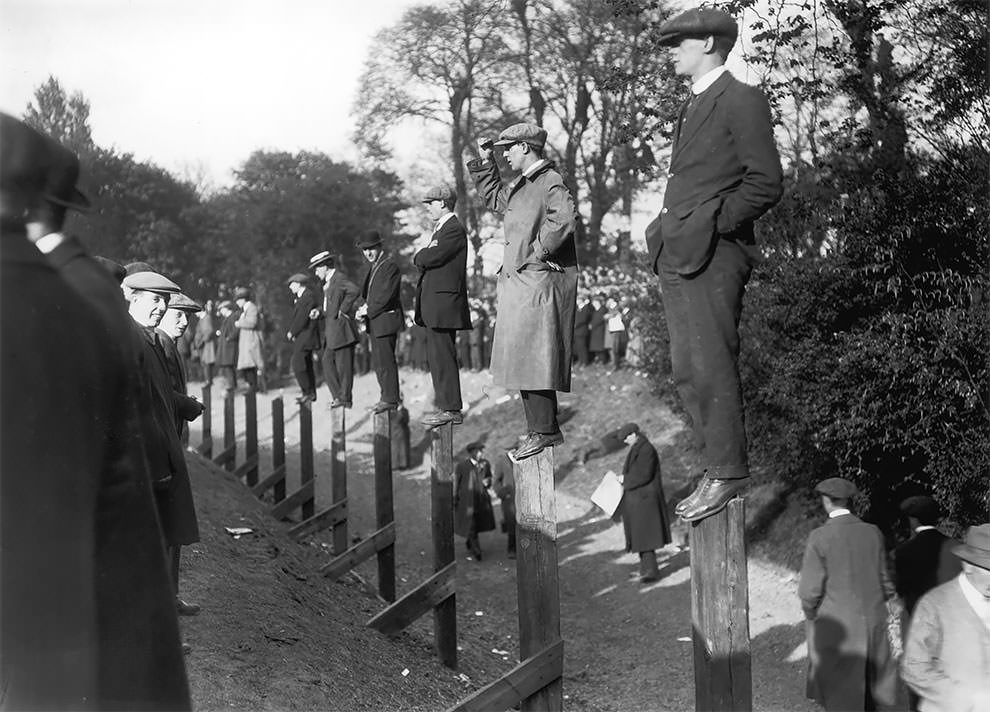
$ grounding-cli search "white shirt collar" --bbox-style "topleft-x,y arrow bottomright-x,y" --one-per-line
434,212 -> 455,231
522,159 -> 549,178
915,525 -> 937,533
35,231 -> 65,254
958,573 -> 990,623
692,65 -> 729,95
828,508 -> 851,519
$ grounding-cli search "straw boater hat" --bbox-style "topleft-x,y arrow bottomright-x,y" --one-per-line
953,524 -> 990,570
308,251 -> 334,269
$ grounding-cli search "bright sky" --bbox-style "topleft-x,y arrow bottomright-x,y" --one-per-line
0,0 -> 418,187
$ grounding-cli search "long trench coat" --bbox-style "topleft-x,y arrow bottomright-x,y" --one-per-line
621,435 -> 672,552
468,157 -> 578,391
235,300 -> 265,371
454,458 -> 496,539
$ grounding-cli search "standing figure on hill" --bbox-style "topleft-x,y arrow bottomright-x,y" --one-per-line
492,438 -> 520,559
468,122 -> 579,460
588,293 -> 608,364
415,184 -> 471,427
193,299 -> 217,385
356,231 -> 404,413
573,292 -> 593,366
286,272 -> 322,404
798,478 -> 897,712
616,423 -> 671,583
454,442 -> 496,561
234,287 -> 264,392
215,300 -> 239,395
310,251 -> 361,409
646,7 -> 783,522
469,298 -> 488,372
901,523 -> 990,711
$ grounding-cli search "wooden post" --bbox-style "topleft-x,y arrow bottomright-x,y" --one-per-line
514,449 -> 562,712
330,407 -> 348,555
300,401 -> 315,521
200,384 -> 212,458
244,390 -> 258,486
223,390 -> 235,472
271,396 -> 285,502
689,498 -> 752,712
430,423 -> 457,669
373,410 -> 395,603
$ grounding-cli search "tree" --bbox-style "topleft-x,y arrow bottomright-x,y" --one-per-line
23,75 -> 95,156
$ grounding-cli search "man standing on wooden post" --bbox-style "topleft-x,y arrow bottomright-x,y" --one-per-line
356,231 -> 404,414
468,123 -> 579,459
415,184 -> 471,428
285,272 -> 321,404
646,7 -> 783,522
309,251 -> 360,409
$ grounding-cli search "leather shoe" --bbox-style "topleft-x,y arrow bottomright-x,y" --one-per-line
675,479 -> 706,515
679,477 -> 750,522
176,597 -> 201,616
372,401 -> 398,414
512,430 -> 564,460
421,410 -> 463,427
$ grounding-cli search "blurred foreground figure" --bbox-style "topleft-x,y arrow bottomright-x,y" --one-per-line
0,112 -> 190,709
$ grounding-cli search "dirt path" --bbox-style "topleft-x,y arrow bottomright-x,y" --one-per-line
190,368 -> 817,711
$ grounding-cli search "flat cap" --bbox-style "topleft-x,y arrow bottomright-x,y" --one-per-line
815,477 -> 858,499
125,261 -> 156,276
899,495 -> 940,523
308,250 -> 335,269
355,230 -> 383,249
93,256 -> 126,284
234,286 -> 251,300
657,7 -> 738,47
466,441 -> 485,454
169,293 -> 202,312
122,271 -> 181,295
493,122 -> 548,150
615,422 -> 641,440
422,184 -> 456,204
286,272 -> 310,285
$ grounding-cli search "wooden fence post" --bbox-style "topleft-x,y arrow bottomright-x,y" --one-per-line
199,384 -> 212,458
514,448 -> 562,712
244,390 -> 258,486
300,401 -> 315,521
272,396 -> 285,502
331,407 -> 348,555
373,410 -> 395,603
223,390 -> 235,472
689,498 -> 752,712
431,423 -> 457,669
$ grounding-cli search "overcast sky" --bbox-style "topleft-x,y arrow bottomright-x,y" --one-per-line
0,0 -> 418,186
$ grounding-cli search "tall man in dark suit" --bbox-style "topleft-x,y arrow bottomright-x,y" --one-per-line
309,251 -> 361,408
646,7 -> 783,522
355,231 -> 404,413
285,272 -> 321,404
416,185 -> 471,427
894,495 -> 962,619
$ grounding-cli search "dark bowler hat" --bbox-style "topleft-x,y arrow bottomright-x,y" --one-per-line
466,441 -> 485,454
0,112 -> 48,206
616,423 -> 641,440
657,7 -> 738,47
493,122 -> 548,150
169,293 -> 201,312
125,261 -> 156,276
286,272 -> 310,285
308,250 -> 335,269
422,184 -> 456,204
122,271 -> 181,295
815,477 -> 858,500
94,256 -> 126,284
355,230 -> 383,249
40,138 -> 90,212
234,286 -> 251,300
952,524 -> 990,570
899,495 -> 941,523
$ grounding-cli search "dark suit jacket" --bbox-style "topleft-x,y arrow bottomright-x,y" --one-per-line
157,330 -> 203,435
893,528 -> 962,615
361,253 -> 403,337
646,71 -> 783,276
216,312 -> 239,366
589,306 -> 607,351
2,233 -> 190,709
574,303 -> 593,337
413,215 -> 471,329
321,271 -> 360,349
288,285 -> 321,351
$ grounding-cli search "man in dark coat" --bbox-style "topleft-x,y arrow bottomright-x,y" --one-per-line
454,442 -> 496,560
615,423 -> 671,583
573,293 -> 593,366
492,439 -> 519,558
216,300 -> 240,393
894,495 -> 962,620
309,251 -> 361,408
416,185 -> 472,427
285,272 -> 321,403
588,293 -> 608,364
646,8 -> 783,522
356,231 -> 404,412
798,478 -> 897,711
469,298 -> 488,372
158,293 -> 207,437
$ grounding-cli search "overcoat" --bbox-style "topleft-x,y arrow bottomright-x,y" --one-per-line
589,305 -> 607,352
492,451 -> 515,527
216,311 -> 239,367
321,271 -> 360,349
193,311 -> 216,364
893,528 -> 961,616
235,300 -> 265,370
621,435 -> 671,552
288,285 -> 321,352
157,329 -> 203,436
798,513 -> 897,710
413,215 -> 471,329
468,157 -> 578,391
573,302 -> 592,345
454,457 -> 496,538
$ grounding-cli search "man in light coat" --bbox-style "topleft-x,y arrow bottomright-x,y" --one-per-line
234,286 -> 264,392
798,477 -> 897,711
468,122 -> 578,460
901,523 -> 990,711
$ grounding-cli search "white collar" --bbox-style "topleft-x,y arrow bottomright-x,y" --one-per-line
958,573 -> 990,618
522,159 -> 548,178
35,231 -> 65,254
828,508 -> 851,519
435,212 -> 455,231
915,525 -> 937,533
692,65 -> 728,95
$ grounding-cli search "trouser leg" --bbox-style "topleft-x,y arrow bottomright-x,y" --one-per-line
639,550 -> 659,580
322,347 -> 341,400
426,327 -> 462,411
372,334 -> 399,404
291,348 -> 315,395
520,389 -> 558,434
336,346 -> 354,404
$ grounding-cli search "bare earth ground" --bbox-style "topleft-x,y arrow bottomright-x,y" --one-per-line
182,366 -> 818,711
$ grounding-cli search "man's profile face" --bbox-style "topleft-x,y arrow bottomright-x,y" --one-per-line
962,562 -> 990,597
670,37 -> 708,77
362,247 -> 382,263
504,142 -> 526,172
426,199 -> 446,221
129,290 -> 169,327
160,308 -> 189,339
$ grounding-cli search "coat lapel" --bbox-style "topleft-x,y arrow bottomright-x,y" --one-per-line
672,72 -> 733,162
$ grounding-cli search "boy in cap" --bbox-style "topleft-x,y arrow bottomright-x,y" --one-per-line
309,251 -> 360,408
798,478 -> 897,711
286,271 -> 321,404
901,523 -> 990,711
355,231 -> 404,413
645,7 -> 783,522
468,122 -> 579,459
415,184 -> 471,427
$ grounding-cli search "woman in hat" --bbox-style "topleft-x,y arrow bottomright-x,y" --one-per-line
617,424 -> 672,583
234,287 -> 264,392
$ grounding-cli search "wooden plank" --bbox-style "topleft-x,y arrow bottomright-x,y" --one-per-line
366,562 -> 456,636
445,640 -> 564,712
222,390 -> 235,472
330,407 -> 348,554
431,422 -> 457,669
287,499 -> 348,541
232,454 -> 259,480
270,480 -> 314,520
271,397 -> 286,502
689,497 -> 752,712
250,464 -> 286,498
514,448 -> 562,711
200,385 -> 212,458
211,445 -> 235,467
320,523 -> 395,581
299,401 -> 315,520
244,389 -> 258,486
373,411 -> 395,602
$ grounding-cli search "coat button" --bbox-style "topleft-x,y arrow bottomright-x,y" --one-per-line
661,207 -> 668,214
